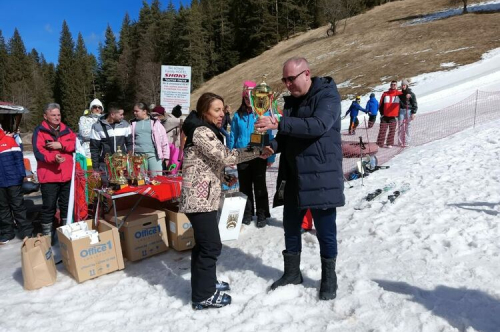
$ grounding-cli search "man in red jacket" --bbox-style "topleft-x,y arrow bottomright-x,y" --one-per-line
32,103 -> 76,238
376,81 -> 402,147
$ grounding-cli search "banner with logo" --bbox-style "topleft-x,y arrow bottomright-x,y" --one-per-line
160,65 -> 191,114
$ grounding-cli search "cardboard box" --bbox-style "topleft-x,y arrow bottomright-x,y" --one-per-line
57,220 -> 124,283
164,207 -> 195,251
105,207 -> 169,261
217,192 -> 247,242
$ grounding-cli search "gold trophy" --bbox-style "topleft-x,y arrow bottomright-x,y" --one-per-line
129,153 -> 146,186
249,76 -> 275,147
105,146 -> 129,190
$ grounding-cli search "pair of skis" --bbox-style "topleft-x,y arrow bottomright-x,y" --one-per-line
354,182 -> 410,210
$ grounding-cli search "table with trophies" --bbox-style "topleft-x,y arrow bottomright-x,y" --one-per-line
94,146 -> 181,228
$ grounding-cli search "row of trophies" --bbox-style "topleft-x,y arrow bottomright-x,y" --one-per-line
104,147 -> 148,190
102,77 -> 280,191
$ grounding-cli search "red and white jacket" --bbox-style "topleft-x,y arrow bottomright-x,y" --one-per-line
32,121 -> 76,183
0,129 -> 25,188
379,89 -> 402,118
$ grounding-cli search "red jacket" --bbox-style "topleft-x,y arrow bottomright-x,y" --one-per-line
379,89 -> 402,118
33,121 -> 76,183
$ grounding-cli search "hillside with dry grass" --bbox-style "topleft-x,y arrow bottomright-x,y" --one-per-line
190,0 -> 500,109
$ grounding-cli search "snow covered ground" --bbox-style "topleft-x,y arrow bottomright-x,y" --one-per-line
2,51 -> 500,332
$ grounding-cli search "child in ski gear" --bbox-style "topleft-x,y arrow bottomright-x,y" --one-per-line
398,79 -> 418,147
342,96 -> 366,135
377,81 -> 402,148
365,93 -> 379,128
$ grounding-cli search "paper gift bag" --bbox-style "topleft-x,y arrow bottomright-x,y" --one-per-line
217,192 -> 247,242
21,235 -> 57,290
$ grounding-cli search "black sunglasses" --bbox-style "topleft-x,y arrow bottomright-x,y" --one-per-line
92,105 -> 103,109
281,70 -> 308,84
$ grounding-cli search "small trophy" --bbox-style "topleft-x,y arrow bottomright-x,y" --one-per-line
129,153 -> 146,186
105,146 -> 129,190
249,76 -> 276,147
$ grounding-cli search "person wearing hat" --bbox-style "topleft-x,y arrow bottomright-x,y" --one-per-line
365,93 -> 379,128
78,98 -> 104,158
398,79 -> 418,147
228,80 -> 275,228
341,95 -> 366,135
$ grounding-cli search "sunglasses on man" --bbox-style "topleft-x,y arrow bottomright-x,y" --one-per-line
92,105 -> 103,109
281,70 -> 308,84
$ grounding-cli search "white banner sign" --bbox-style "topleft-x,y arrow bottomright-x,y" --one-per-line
160,65 -> 191,114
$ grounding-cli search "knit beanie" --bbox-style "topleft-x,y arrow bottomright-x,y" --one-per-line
242,80 -> 257,97
89,98 -> 104,111
401,79 -> 410,87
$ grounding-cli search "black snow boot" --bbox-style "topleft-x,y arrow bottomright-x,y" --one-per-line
270,250 -> 303,290
319,256 -> 338,300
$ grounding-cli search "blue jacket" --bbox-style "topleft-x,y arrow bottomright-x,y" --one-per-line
228,108 -> 276,163
0,129 -> 25,188
365,96 -> 379,116
344,101 -> 366,119
270,77 -> 345,209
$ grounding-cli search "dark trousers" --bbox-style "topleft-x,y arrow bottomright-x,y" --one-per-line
283,185 -> 338,258
349,117 -> 359,134
376,116 -> 397,146
368,115 -> 377,128
186,211 -> 222,302
0,185 -> 30,237
40,182 -> 71,226
237,158 -> 270,219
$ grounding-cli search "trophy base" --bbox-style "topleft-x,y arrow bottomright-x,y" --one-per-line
249,133 -> 270,148
131,178 -> 145,186
110,183 -> 128,190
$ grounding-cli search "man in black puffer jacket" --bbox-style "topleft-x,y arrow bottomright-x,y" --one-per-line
255,57 -> 344,301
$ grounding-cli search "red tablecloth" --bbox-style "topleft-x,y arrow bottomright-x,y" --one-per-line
113,176 -> 182,202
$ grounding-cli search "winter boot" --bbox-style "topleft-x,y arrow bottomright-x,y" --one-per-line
270,250 -> 303,290
256,213 -> 267,228
319,256 -> 338,300
192,290 -> 231,310
215,280 -> 230,292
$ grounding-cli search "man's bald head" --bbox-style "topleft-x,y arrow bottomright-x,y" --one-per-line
282,57 -> 312,97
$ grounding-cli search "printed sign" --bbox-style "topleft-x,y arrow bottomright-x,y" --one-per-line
160,65 -> 191,114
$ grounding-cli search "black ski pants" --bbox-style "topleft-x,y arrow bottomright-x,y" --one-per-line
237,158 -> 270,219
40,181 -> 71,226
186,211 -> 222,302
0,185 -> 30,237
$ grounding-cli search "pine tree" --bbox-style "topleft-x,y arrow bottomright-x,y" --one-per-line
25,49 -> 51,128
55,21 -> 80,130
98,25 -> 121,106
117,13 -> 137,109
75,33 -> 96,110
5,29 -> 32,107
0,30 -> 7,100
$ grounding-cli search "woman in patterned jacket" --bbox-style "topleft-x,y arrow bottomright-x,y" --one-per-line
180,92 -> 265,310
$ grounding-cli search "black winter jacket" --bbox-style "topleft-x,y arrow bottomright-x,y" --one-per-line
399,88 -> 418,114
89,117 -> 133,166
270,77 -> 345,209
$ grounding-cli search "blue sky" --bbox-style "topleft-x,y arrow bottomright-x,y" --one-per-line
0,0 -> 182,64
